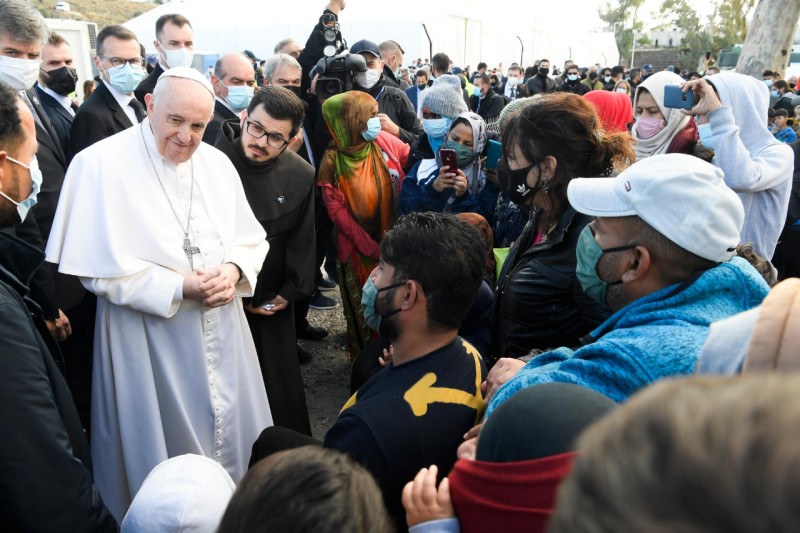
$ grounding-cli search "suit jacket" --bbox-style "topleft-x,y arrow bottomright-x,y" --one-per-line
499,82 -> 529,101
134,63 -> 164,106
70,81 -> 135,157
203,99 -> 238,145
469,92 -> 505,124
405,84 -> 424,112
35,84 -> 75,161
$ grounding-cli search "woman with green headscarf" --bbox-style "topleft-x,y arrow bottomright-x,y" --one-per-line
318,90 -> 408,360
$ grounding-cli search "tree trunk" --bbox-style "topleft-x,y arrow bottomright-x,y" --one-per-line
736,0 -> 800,77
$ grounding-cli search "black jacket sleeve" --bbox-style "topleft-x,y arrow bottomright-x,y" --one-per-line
0,292 -> 117,532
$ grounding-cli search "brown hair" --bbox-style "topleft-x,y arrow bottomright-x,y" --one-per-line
47,31 -> 68,47
502,92 -> 635,230
155,13 -> 192,38
549,375 -> 800,533
96,25 -> 138,56
217,446 -> 393,533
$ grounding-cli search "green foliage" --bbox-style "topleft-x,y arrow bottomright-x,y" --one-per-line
711,0 -> 756,51
599,0 -> 645,63
34,0 -> 158,30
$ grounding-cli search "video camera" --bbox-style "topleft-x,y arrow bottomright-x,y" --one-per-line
311,52 -> 367,101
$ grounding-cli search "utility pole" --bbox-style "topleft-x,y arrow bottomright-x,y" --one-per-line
736,0 -> 800,77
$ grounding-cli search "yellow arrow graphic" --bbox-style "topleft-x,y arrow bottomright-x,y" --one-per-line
404,372 -> 484,417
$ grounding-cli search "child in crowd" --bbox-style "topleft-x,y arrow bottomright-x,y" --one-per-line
773,108 -> 797,143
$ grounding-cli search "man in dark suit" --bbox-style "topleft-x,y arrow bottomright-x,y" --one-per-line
203,52 -> 256,144
35,32 -> 78,160
405,69 -> 428,112
469,73 -> 505,125
134,13 -> 194,106
499,65 -> 529,101
70,25 -> 147,157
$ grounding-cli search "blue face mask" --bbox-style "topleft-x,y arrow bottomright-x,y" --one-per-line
361,277 -> 405,333
575,225 -> 636,304
697,123 -> 715,150
771,90 -> 780,98
422,117 -> 451,141
1,155 -> 42,222
764,79 -> 773,88
105,63 -> 147,94
362,116 -> 381,141
223,82 -> 254,111
473,86 -> 482,98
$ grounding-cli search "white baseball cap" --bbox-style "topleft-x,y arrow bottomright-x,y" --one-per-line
567,153 -> 743,263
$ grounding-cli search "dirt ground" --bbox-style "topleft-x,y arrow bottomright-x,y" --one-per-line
299,287 -> 353,440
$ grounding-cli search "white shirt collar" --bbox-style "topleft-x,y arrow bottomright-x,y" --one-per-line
103,79 -> 134,104
215,95 -> 235,114
39,84 -> 75,115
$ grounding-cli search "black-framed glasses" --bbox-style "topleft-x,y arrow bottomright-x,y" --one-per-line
245,120 -> 290,148
102,55 -> 145,68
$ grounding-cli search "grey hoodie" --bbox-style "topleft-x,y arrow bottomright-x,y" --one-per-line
706,72 -> 793,259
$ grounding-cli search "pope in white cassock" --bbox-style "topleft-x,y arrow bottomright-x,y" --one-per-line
45,68 -> 273,521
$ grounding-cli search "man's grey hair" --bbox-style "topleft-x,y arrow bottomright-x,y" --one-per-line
0,0 -> 50,45
264,53 -> 301,82
273,38 -> 296,54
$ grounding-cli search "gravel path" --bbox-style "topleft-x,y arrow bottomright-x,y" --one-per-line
299,286 -> 353,441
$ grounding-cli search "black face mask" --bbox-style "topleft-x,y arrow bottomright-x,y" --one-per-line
417,83 -> 427,90
499,160 -> 542,205
589,72 -> 598,80
284,85 -> 302,98
42,66 -> 78,96
538,67 -> 550,77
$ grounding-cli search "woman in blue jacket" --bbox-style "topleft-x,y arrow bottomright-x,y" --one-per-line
398,112 -> 498,223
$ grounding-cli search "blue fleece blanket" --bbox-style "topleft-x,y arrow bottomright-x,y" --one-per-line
486,257 -> 769,416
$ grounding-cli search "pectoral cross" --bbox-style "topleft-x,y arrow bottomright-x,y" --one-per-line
183,238 -> 201,270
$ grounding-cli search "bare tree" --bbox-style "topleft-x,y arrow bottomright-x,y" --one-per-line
736,0 -> 800,77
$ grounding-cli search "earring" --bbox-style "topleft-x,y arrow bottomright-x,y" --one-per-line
543,178 -> 550,194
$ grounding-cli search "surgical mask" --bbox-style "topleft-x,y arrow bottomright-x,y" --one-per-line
697,123 -> 715,150
616,87 -> 628,94
604,76 -> 612,83
361,277 -> 405,334
567,74 -> 579,82
764,79 -> 773,88
158,42 -> 194,69
635,116 -> 666,139
0,55 -> 42,90
771,90 -> 780,98
538,67 -> 549,76
355,68 -> 381,90
1,155 -> 42,222
104,63 -> 147,94
575,226 -> 637,304
41,65 -> 78,96
473,86 -> 482,98
443,140 -> 474,169
422,117 -> 451,140
507,76 -> 519,87
499,160 -> 542,205
222,82 -> 254,111
362,116 -> 381,141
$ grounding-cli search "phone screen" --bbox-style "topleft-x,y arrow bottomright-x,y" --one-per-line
486,139 -> 502,170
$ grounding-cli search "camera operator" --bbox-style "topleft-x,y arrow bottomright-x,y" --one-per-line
298,1 -> 347,100
348,39 -> 421,144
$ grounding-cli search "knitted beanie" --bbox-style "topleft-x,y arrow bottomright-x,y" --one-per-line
420,74 -> 468,118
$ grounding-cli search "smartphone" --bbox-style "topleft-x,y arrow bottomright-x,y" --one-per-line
663,84 -> 693,110
439,148 -> 458,171
486,139 -> 502,170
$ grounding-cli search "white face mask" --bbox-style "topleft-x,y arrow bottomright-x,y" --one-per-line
507,76 -> 519,87
356,68 -> 381,90
616,87 -> 628,93
159,43 -> 194,69
0,55 -> 42,90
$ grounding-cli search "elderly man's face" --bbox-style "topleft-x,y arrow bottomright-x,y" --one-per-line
267,63 -> 301,87
145,78 -> 213,164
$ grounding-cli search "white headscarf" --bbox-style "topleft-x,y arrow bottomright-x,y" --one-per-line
632,71 -> 691,160
446,111 -> 488,196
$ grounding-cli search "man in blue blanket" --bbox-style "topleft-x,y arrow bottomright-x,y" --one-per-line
484,153 -> 770,415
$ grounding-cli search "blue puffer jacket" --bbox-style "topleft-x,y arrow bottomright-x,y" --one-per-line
486,256 -> 769,416
398,159 -> 499,224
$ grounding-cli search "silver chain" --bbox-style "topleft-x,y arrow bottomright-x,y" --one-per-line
140,122 -> 195,242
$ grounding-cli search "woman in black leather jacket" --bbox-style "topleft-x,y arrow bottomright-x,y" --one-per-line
491,93 -> 635,361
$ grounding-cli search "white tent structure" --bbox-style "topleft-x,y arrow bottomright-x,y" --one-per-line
122,0 -> 620,71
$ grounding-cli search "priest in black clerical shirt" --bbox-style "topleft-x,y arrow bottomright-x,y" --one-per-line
214,86 -> 316,436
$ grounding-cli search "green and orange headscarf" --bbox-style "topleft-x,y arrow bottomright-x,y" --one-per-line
318,91 -> 396,243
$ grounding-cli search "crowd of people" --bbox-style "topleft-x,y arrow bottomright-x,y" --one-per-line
2,0 -> 800,530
